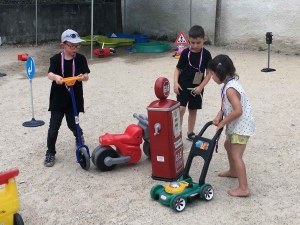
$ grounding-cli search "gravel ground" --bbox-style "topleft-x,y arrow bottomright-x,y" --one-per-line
0,42 -> 299,225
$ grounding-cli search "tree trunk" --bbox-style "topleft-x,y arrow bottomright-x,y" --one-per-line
116,0 -> 123,32
214,0 -> 222,46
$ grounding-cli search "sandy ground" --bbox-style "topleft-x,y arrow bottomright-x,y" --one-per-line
0,42 -> 299,225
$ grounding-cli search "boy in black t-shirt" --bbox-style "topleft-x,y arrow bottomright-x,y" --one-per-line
44,29 -> 90,167
174,25 -> 212,141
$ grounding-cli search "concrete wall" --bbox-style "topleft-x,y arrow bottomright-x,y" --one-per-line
122,0 -> 300,52
0,3 -> 117,44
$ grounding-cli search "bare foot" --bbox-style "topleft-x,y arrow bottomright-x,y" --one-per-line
227,188 -> 250,197
218,170 -> 237,178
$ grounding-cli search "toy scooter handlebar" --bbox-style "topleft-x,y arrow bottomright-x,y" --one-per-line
133,113 -> 148,126
0,169 -> 19,185
197,121 -> 223,142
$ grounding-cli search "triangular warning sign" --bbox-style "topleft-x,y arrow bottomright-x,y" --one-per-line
174,31 -> 189,45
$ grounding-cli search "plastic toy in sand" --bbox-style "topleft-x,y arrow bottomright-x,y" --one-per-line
0,169 -> 24,225
150,121 -> 223,212
173,45 -> 187,58
18,53 -> 28,61
93,43 -> 116,58
131,42 -> 170,53
91,113 -> 150,172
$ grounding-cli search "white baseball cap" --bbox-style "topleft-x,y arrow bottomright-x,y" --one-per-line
61,29 -> 85,43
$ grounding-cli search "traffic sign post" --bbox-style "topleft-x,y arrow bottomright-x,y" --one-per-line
22,57 -> 45,127
174,32 -> 189,45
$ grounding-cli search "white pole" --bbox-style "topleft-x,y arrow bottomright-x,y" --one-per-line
35,0 -> 38,46
30,79 -> 35,119
90,0 -> 94,60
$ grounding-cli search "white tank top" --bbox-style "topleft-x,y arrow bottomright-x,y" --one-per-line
222,79 -> 255,136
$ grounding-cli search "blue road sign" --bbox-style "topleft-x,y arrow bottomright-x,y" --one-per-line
26,57 -> 35,79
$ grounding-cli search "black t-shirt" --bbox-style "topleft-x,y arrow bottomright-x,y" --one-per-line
48,53 -> 90,113
176,47 -> 212,88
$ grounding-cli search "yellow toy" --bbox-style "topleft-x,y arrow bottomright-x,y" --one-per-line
164,181 -> 191,194
0,169 -> 24,225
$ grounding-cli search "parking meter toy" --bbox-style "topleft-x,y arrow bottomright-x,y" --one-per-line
0,169 -> 24,225
91,113 -> 150,171
61,76 -> 90,171
147,77 -> 184,182
150,121 -> 223,212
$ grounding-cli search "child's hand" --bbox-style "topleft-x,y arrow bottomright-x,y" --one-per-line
55,75 -> 63,85
216,121 -> 225,131
77,73 -> 89,82
77,74 -> 84,82
213,117 -> 220,126
174,82 -> 182,95
213,111 -> 223,126
194,86 -> 203,95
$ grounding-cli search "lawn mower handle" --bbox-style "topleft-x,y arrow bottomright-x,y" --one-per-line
197,121 -> 223,142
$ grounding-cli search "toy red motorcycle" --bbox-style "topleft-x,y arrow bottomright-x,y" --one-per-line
91,113 -> 150,171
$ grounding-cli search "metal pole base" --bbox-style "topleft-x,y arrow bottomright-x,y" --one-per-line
261,68 -> 276,72
261,43 -> 276,73
23,118 -> 45,127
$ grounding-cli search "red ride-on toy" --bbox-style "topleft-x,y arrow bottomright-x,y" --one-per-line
91,113 -> 150,171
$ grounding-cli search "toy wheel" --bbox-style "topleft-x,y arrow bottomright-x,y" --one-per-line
79,148 -> 90,171
143,141 -> 151,158
93,146 -> 118,171
14,213 -> 24,225
91,145 -> 102,165
201,185 -> 214,201
150,184 -> 164,200
172,196 -> 186,212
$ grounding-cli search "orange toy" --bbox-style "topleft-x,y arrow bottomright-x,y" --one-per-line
61,76 -> 81,86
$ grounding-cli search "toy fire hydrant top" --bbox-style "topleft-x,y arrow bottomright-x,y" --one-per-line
154,77 -> 170,100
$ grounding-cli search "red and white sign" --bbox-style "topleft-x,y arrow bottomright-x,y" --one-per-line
174,31 -> 189,45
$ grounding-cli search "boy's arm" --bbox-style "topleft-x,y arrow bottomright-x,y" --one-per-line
173,67 -> 182,95
48,72 -> 63,85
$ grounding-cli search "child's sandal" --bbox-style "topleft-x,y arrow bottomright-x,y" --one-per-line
186,132 -> 196,141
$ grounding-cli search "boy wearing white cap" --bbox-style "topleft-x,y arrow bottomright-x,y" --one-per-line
44,29 -> 90,167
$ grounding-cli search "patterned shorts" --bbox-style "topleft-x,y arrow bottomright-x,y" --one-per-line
226,133 -> 250,145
